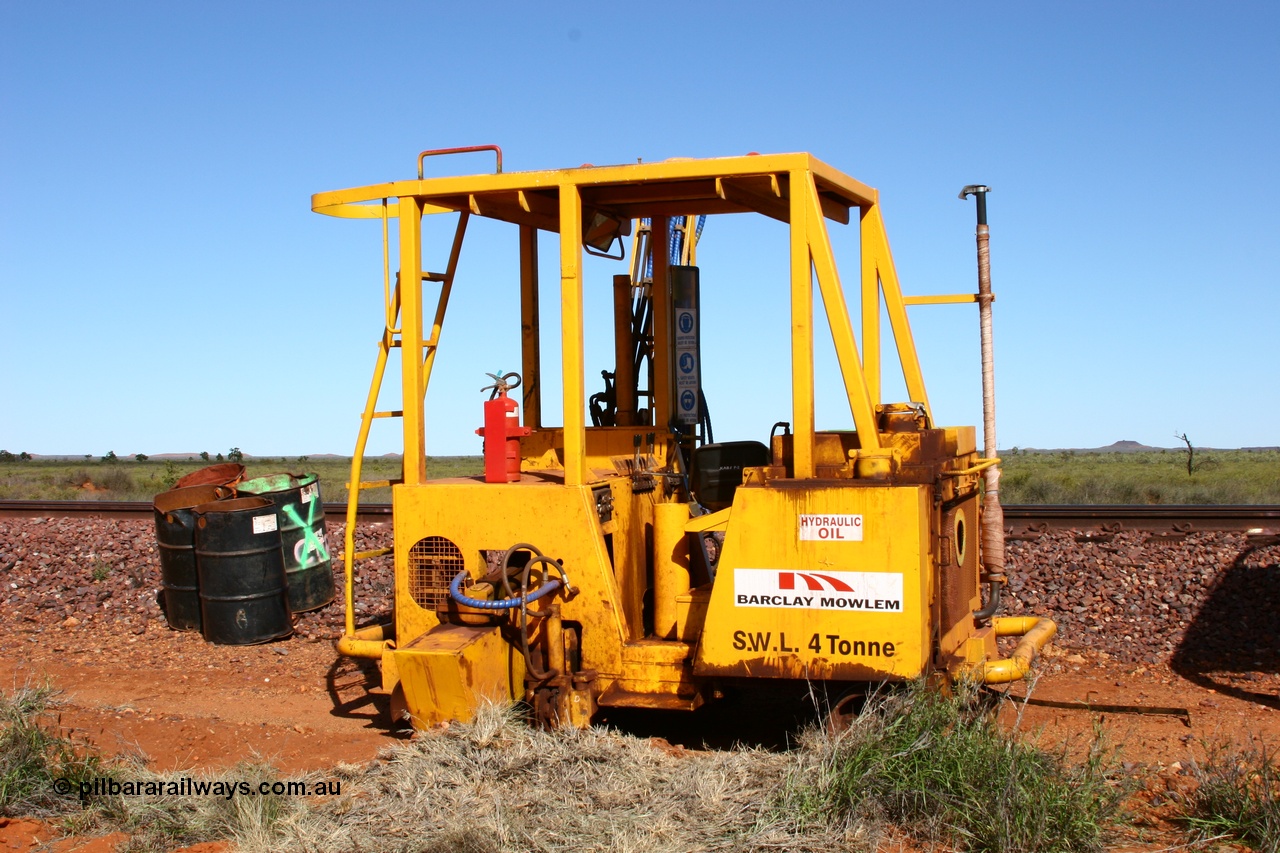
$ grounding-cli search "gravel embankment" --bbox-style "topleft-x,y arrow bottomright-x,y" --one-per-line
0,516 -> 394,641
1,517 -> 1276,666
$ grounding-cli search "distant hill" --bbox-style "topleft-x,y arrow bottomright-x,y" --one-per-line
1006,441 -> 1280,454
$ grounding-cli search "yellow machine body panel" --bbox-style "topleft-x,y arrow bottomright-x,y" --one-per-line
696,484 -> 930,681
392,623 -> 526,726
390,479 -> 629,678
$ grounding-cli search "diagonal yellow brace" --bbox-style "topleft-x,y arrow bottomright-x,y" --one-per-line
803,172 -> 880,448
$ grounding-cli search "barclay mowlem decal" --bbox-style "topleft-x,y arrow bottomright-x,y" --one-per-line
733,568 -> 904,611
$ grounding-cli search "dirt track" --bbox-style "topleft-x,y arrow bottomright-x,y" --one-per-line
3,516 -> 1280,850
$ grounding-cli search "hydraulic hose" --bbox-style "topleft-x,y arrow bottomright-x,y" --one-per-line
448,542 -> 571,610
973,579 -> 1003,622
451,542 -> 574,683
448,571 -> 562,610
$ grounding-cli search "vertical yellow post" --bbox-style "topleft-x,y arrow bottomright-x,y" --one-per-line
559,184 -> 586,486
653,501 -> 692,639
860,203 -> 881,406
650,216 -> 672,427
519,225 -> 542,428
789,171 -> 815,479
804,175 -> 881,449
399,195 -> 426,486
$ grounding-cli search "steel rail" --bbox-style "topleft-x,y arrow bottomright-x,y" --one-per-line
0,501 -> 1277,534
1003,505 -> 1280,536
0,500 -> 392,523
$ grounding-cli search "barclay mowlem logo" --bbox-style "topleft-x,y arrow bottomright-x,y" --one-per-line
734,568 -> 904,612
778,571 -> 854,592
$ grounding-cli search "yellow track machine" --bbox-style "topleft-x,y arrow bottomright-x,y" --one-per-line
313,148 -> 1054,729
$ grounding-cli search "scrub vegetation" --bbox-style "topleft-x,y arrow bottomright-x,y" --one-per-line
2,682 -> 1142,853
779,682 -> 1124,852
0,684 -> 111,817
0,455 -> 482,502
1184,740 -> 1280,851
2,448 -> 1277,504
999,448 -> 1280,505
12,680 -> 1280,851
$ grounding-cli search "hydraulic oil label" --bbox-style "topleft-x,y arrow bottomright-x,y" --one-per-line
798,514 -> 862,541
733,568 -> 902,611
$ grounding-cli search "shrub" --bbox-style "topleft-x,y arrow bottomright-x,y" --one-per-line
780,681 -> 1123,852
1185,741 -> 1280,850
1,685 -> 109,817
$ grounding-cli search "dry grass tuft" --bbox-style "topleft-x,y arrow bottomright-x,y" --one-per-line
266,702 -> 865,853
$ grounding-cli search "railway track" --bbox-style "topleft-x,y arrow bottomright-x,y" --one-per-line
1,500 -> 1277,536
0,500 -> 391,523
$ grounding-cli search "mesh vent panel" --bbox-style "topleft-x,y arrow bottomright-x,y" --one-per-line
407,536 -> 464,611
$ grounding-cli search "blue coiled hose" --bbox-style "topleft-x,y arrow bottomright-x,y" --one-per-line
448,570 -> 561,610
448,543 -> 571,682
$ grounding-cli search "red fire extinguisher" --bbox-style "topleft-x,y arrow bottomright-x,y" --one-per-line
476,371 -> 531,483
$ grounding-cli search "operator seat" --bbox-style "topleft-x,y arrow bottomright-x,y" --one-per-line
690,441 -> 770,512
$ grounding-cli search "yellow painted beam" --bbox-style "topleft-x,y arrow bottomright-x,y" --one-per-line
867,206 -> 931,410
313,153 -> 877,222
789,170 -> 815,479
559,184 -> 586,486
904,293 -> 980,305
421,212 -> 469,396
803,173 -> 880,450
860,207 -> 881,405
398,196 -> 426,485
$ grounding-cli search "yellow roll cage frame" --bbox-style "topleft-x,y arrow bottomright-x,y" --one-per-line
314,151 -> 988,656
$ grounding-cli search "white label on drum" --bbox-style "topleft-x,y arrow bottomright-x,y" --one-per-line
301,483 -> 318,504
252,514 -> 278,534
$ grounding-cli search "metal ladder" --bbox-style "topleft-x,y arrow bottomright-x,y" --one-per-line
339,204 -> 470,644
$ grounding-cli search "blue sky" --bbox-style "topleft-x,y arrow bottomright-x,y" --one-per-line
2,2 -> 1276,457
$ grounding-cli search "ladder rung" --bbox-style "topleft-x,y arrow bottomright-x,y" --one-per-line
349,479 -> 399,490
371,411 -> 403,419
337,548 -> 395,563
421,271 -> 447,282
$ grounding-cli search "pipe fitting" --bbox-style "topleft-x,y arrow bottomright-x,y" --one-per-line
980,616 -> 1057,684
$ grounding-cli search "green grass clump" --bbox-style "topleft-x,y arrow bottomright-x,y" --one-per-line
781,682 -> 1122,852
0,686 -> 306,849
1185,742 -> 1280,851
0,684 -> 109,817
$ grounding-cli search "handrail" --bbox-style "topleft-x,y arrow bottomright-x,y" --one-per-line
942,456 -> 1001,477
418,145 -> 503,179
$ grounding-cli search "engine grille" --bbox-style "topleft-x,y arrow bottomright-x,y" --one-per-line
407,535 -> 464,611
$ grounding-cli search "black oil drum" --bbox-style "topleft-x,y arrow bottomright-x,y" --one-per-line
236,473 -> 334,613
193,497 -> 293,645
153,484 -> 234,631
